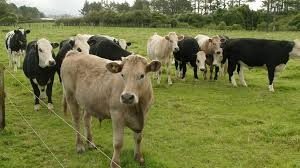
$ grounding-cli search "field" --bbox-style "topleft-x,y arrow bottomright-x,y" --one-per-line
0,24 -> 300,168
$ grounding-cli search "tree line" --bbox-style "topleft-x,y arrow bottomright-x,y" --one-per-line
55,0 -> 300,31
0,0 -> 45,25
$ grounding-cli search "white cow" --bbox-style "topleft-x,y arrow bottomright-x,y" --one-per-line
147,32 -> 184,85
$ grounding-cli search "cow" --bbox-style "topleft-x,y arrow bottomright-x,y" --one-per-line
147,32 -> 184,85
195,34 -> 224,80
98,34 -> 132,49
5,28 -> 31,72
88,35 -> 132,60
173,37 -> 206,80
222,38 -> 300,92
23,38 -> 59,110
61,51 -> 161,168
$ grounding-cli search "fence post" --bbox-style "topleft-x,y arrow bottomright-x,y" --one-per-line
0,64 -> 5,130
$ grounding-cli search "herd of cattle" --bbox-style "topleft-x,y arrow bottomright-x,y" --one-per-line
4,28 -> 300,167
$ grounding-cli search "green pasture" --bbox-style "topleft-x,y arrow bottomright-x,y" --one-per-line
0,24 -> 299,168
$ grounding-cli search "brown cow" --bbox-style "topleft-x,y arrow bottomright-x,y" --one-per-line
61,51 -> 161,168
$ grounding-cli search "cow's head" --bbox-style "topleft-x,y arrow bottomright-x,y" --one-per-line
69,34 -> 91,54
196,51 -> 206,71
213,48 -> 223,67
118,39 -> 132,50
36,38 -> 59,68
14,28 -> 30,48
289,39 -> 300,59
208,36 -> 224,67
165,32 -> 184,52
106,55 -> 161,105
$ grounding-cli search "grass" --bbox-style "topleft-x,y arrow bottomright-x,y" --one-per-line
0,24 -> 300,168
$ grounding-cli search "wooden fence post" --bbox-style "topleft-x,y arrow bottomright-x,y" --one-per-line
0,64 -> 5,130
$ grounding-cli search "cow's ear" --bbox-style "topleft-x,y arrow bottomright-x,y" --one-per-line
87,39 -> 97,46
25,30 -> 31,34
165,36 -> 170,41
208,38 -> 213,43
14,30 -> 18,33
178,35 -> 184,41
51,43 -> 59,49
126,42 -> 132,46
69,40 -> 75,47
106,62 -> 123,73
220,38 -> 226,43
146,60 -> 161,73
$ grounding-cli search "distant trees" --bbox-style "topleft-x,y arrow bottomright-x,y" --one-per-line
0,0 -> 44,25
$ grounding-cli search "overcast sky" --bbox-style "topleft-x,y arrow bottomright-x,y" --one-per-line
8,0 -> 263,16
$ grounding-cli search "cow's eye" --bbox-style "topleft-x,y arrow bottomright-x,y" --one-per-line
170,40 -> 173,43
121,74 -> 125,79
77,48 -> 82,52
39,48 -> 43,52
197,60 -> 200,63
139,74 -> 145,80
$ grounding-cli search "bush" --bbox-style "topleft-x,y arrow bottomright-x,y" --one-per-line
257,22 -> 267,31
231,24 -> 243,30
217,21 -> 226,30
176,22 -> 190,28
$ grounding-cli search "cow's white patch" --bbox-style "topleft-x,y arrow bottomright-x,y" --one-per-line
275,64 -> 286,72
289,40 -> 300,59
48,103 -> 54,110
37,38 -> 55,68
238,66 -> 247,87
73,34 -> 91,54
39,86 -> 46,99
33,78 -> 38,85
269,84 -> 274,92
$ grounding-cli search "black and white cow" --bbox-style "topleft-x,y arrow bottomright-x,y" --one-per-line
222,38 -> 300,92
98,34 -> 132,50
23,39 -> 59,110
5,28 -> 30,72
88,35 -> 132,60
173,37 -> 206,80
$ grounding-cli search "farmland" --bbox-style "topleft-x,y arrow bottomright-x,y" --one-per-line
0,24 -> 300,168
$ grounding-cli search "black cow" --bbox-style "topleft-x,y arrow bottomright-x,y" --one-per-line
5,28 -> 30,72
88,35 -> 132,60
23,39 -> 59,110
55,39 -> 74,82
173,37 -> 206,80
222,38 -> 300,91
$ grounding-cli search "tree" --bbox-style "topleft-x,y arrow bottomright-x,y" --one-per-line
132,0 -> 150,10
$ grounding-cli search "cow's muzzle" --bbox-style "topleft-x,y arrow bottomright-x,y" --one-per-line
121,92 -> 137,105
49,60 -> 56,66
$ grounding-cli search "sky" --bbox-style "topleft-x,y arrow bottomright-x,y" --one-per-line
7,0 -> 263,16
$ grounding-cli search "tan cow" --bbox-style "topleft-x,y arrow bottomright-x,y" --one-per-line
195,34 -> 224,80
147,32 -> 184,85
61,51 -> 161,168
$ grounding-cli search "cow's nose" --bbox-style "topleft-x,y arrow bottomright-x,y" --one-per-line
49,60 -> 56,66
216,51 -> 221,55
174,48 -> 179,52
200,68 -> 205,71
121,93 -> 134,104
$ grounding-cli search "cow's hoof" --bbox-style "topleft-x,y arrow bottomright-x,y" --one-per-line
168,81 -> 173,85
181,78 -> 186,81
76,144 -> 86,154
110,160 -> 120,168
194,78 -> 199,81
87,142 -> 97,150
135,154 -> 145,166
47,103 -> 54,110
269,88 -> 275,92
34,104 -> 40,111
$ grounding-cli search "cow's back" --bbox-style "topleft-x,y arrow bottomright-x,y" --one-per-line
147,35 -> 170,63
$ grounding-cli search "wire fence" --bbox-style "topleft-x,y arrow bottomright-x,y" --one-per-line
3,66 -> 121,168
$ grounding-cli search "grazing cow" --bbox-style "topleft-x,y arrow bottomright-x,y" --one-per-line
88,35 -> 132,60
195,34 -> 224,80
23,39 -> 59,110
147,32 -> 184,85
98,34 -> 132,49
222,38 -> 300,91
173,37 -> 206,80
5,28 -> 31,72
61,52 -> 161,168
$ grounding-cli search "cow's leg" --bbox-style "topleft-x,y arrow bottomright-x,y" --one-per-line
39,86 -> 46,99
111,114 -> 124,168
166,61 -> 172,85
238,65 -> 247,87
133,132 -> 144,166
46,78 -> 54,110
30,79 -> 40,111
209,65 -> 213,80
203,64 -> 208,80
191,61 -> 198,80
67,94 -> 85,153
214,66 -> 219,80
181,62 -> 187,80
17,53 -> 21,68
7,50 -> 12,68
267,66 -> 275,92
83,111 -> 95,149
228,60 -> 237,87
12,52 -> 17,72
